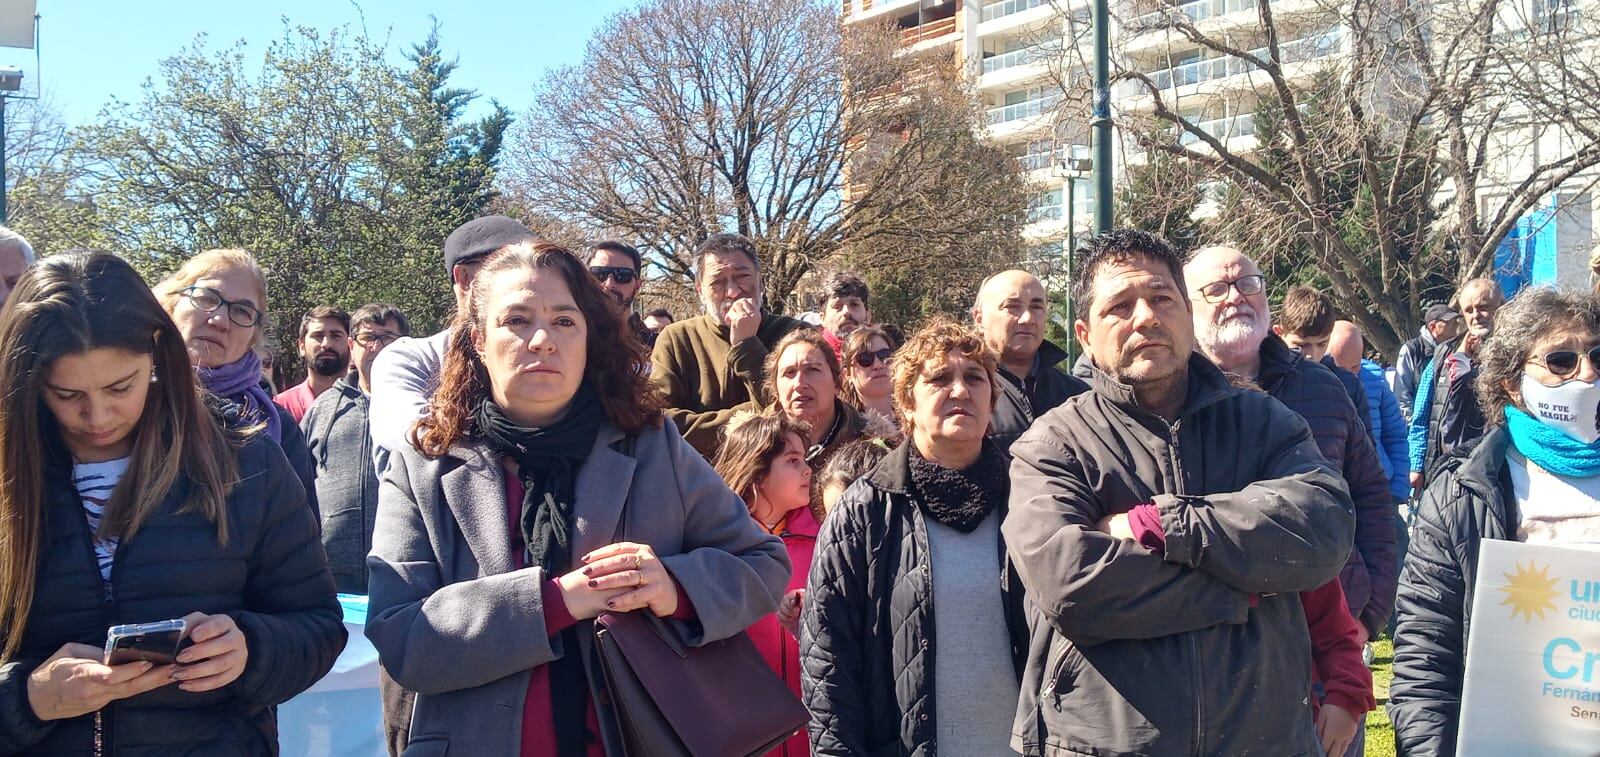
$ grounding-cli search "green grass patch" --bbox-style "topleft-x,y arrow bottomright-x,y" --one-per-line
1366,637 -> 1395,757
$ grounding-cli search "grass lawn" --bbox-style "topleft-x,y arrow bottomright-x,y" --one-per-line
1365,637 -> 1396,757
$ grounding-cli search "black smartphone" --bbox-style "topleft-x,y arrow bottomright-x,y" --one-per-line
103,619 -> 188,666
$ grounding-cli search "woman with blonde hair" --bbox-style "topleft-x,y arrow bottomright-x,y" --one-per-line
155,249 -> 317,512
0,252 -> 344,754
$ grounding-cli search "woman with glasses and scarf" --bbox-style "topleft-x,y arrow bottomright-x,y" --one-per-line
364,241 -> 788,756
1391,288 -> 1600,756
839,326 -> 900,437
154,249 -> 318,517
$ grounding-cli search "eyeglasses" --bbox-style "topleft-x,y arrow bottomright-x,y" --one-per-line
354,331 -> 401,348
1527,346 -> 1600,379
590,266 -> 637,285
854,348 -> 894,368
1196,274 -> 1266,303
182,286 -> 264,328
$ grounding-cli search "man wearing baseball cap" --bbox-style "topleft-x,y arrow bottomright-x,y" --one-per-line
1395,302 -> 1460,420
364,215 -> 536,756
367,215 -> 536,471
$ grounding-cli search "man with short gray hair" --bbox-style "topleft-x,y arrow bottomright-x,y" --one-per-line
0,226 -> 35,306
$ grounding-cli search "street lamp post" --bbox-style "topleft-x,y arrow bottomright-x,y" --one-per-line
0,67 -> 25,225
1091,0 -> 1113,232
1059,154 -> 1093,358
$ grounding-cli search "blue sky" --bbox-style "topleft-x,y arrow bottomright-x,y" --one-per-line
0,0 -> 639,125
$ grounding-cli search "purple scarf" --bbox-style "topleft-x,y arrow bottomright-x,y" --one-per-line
196,350 -> 282,442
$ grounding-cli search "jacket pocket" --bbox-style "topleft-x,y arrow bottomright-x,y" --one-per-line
402,734 -> 449,757
1042,634 -> 1078,699
1041,638 -> 1165,755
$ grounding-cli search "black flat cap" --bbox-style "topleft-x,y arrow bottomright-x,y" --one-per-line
1424,303 -> 1460,324
443,215 -> 536,274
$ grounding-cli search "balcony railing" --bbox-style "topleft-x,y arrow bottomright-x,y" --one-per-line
1016,151 -> 1056,171
982,0 -> 1048,22
1178,113 -> 1257,145
987,93 -> 1062,124
1134,0 -> 1257,28
1028,204 -> 1064,223
982,43 -> 1059,74
1137,30 -> 1342,92
900,15 -> 958,45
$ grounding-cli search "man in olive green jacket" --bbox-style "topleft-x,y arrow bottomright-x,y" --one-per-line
651,233 -> 807,456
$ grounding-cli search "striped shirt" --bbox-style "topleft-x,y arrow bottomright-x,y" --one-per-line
73,457 -> 129,581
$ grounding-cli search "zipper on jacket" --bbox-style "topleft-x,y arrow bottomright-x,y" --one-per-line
74,486 -> 134,757
1163,420 -> 1208,756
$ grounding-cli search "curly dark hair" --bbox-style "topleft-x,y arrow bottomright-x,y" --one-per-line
1476,287 -> 1600,424
1071,228 -> 1187,316
414,241 -> 663,456
820,271 -> 869,306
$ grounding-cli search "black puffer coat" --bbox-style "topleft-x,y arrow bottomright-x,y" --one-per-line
989,340 -> 1089,452
1389,427 -> 1516,757
1256,334 -> 1398,636
0,434 -> 346,756
800,440 -> 1029,756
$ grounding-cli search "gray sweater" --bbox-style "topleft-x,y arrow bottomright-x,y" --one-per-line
301,378 -> 376,594
927,512 -> 1020,755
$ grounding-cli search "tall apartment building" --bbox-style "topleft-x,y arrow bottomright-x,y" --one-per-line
842,0 -> 1600,292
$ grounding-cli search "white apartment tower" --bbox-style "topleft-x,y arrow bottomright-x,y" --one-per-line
842,0 -> 1600,291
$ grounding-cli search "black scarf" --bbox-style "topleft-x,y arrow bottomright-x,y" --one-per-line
474,384 -> 604,757
907,442 -> 1009,533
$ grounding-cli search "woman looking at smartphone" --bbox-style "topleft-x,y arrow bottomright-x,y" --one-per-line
0,252 -> 346,754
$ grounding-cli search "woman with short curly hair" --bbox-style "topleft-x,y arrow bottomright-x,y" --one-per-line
800,318 -> 1023,755
1391,288 -> 1600,755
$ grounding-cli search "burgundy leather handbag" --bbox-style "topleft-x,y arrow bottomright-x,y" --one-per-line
593,610 -> 808,757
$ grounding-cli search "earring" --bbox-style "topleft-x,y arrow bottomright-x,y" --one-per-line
150,369 -> 159,384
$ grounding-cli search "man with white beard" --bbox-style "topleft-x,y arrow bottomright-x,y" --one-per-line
1184,247 -> 1398,648
652,232 -> 809,456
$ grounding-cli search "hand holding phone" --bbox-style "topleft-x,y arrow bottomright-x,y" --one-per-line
168,611 -> 249,693
104,619 -> 188,666
27,642 -> 174,721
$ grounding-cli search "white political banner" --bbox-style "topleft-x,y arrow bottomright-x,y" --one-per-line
1457,539 -> 1600,755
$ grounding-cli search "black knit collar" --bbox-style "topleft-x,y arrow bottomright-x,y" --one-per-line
906,442 -> 1008,533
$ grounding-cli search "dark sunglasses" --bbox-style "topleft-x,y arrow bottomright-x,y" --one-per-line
854,348 -> 894,368
1529,346 -> 1600,379
181,286 -> 264,328
590,266 -> 637,285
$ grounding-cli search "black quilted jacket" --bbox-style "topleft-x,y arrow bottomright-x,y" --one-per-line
800,440 -> 1028,757
0,433 -> 346,756
1256,334 -> 1398,636
1389,427 -> 1516,757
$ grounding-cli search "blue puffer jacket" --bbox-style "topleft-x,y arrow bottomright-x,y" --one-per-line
1360,359 -> 1411,502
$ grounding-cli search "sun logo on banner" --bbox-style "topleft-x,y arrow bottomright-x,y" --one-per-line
1499,560 -> 1561,622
